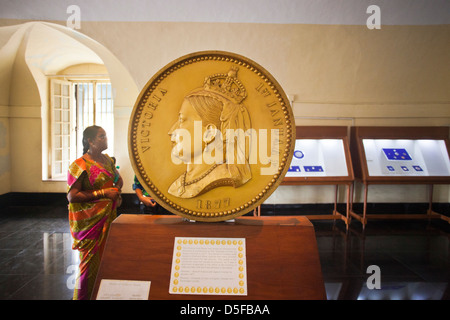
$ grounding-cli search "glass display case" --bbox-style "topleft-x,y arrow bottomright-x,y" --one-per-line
256,126 -> 354,227
361,139 -> 450,177
350,126 -> 450,228
285,139 -> 348,178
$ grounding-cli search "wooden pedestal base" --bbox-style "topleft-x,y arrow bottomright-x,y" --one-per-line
91,214 -> 326,300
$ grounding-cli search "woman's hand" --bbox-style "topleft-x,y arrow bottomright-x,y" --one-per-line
103,187 -> 121,201
135,188 -> 156,207
67,178 -> 122,203
142,197 -> 157,207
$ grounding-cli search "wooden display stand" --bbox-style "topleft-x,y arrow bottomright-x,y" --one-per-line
255,126 -> 354,228
91,214 -> 326,300
350,126 -> 450,229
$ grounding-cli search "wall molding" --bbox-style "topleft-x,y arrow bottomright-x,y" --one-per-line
1,192 -> 448,220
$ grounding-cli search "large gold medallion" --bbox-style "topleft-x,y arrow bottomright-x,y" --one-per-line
129,51 -> 295,221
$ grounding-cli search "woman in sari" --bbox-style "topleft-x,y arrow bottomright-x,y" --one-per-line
67,125 -> 123,300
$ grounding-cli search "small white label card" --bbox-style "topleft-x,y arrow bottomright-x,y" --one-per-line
169,237 -> 247,296
96,279 -> 151,300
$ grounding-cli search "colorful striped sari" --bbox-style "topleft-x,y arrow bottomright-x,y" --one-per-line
67,154 -> 119,300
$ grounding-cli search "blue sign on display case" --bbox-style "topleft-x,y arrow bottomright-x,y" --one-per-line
304,166 -> 324,172
382,148 -> 412,161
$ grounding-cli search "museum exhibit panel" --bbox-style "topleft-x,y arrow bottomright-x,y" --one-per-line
350,126 -> 450,228
256,126 -> 354,228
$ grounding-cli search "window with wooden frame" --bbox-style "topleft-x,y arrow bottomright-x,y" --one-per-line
49,79 -> 114,180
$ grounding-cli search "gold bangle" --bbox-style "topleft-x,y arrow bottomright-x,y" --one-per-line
101,189 -> 105,198
93,191 -> 98,198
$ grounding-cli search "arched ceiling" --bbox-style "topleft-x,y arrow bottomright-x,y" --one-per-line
0,22 -> 102,76
25,22 -> 103,74
0,21 -> 138,108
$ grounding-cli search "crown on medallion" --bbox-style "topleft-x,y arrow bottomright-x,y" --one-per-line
203,66 -> 247,104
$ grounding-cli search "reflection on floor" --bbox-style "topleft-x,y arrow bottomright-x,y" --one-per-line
314,219 -> 450,300
0,205 -> 449,300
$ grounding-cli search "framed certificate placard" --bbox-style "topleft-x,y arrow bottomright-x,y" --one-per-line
169,237 -> 247,296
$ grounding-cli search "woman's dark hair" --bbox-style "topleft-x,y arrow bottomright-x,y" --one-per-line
82,125 -> 101,154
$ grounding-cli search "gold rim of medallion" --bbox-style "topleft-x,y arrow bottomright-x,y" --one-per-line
129,52 -> 294,221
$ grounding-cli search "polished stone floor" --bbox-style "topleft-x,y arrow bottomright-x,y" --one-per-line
0,204 -> 449,300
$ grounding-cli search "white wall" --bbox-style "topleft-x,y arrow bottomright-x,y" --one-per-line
0,1 -> 449,205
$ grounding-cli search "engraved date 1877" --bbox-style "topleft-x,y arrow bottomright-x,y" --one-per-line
197,198 -> 231,210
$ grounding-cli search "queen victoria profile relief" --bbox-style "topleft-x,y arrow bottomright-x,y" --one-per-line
168,67 -> 252,198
